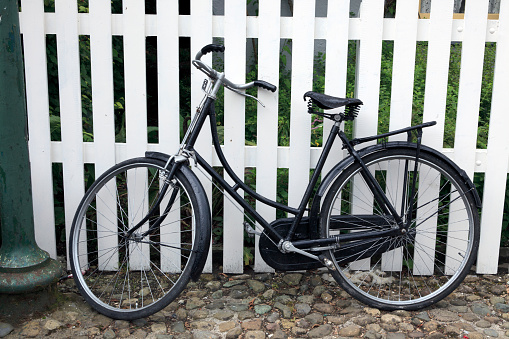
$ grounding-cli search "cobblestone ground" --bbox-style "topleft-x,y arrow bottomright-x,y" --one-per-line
2,270 -> 509,338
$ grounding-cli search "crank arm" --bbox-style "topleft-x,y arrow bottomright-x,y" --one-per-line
244,222 -> 261,237
281,241 -> 319,260
308,244 -> 340,252
280,241 -> 335,270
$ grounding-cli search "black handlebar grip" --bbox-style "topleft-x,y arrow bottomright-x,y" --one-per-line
201,44 -> 225,56
254,80 -> 277,92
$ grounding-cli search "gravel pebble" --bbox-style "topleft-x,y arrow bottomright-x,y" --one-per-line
0,323 -> 13,338
4,271 -> 509,339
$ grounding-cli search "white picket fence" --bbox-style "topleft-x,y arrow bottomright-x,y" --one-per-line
19,0 -> 509,274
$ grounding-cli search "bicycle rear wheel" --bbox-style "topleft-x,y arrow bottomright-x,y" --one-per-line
69,157 -> 210,320
320,147 -> 479,310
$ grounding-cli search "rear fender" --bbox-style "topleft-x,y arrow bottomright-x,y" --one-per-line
309,142 -> 481,232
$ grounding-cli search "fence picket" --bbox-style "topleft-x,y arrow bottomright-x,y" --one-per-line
21,0 -> 57,258
349,0 -> 384,271
414,0 -> 455,276
123,0 -> 149,269
477,0 -> 509,274
454,1 -> 489,178
319,2 -> 350,262
156,0 -> 182,272
254,0 -> 280,273
123,0 -> 148,158
55,0 -> 85,269
382,0 -> 420,272
222,0 -> 247,274
448,0 -> 489,275
190,0 -> 214,273
156,1 -> 180,151
89,0 -> 117,270
322,0 -> 350,174
388,0 -> 419,135
287,0 -> 315,210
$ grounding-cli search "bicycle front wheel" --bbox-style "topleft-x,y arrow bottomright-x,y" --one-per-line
320,147 -> 479,310
69,157 -> 210,320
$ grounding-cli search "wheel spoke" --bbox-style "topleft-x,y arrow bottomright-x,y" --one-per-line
70,159 -> 201,319
323,150 -> 478,309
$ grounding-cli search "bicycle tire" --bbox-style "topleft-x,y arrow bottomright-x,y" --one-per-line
319,147 -> 479,310
69,157 -> 210,320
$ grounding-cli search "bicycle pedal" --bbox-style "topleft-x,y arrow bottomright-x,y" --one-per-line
244,222 -> 261,237
319,255 -> 336,270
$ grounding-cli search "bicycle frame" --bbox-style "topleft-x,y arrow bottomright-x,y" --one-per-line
125,68 -> 438,266
161,83 -> 438,260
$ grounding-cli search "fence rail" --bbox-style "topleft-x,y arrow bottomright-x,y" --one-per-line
19,0 -> 509,274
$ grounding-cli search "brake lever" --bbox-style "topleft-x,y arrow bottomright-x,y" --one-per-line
226,86 -> 265,107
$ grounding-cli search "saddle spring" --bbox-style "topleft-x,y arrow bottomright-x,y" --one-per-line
343,104 -> 361,121
307,98 -> 361,122
306,98 -> 313,113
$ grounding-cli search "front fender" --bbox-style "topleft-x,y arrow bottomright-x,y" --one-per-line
145,151 -> 172,163
145,151 -> 211,281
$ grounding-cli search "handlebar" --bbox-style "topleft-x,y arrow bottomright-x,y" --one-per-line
195,44 -> 225,60
193,44 -> 277,93
254,80 -> 277,92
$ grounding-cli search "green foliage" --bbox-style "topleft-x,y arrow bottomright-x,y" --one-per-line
46,35 -> 60,141
43,0 -> 55,12
384,0 -> 397,18
412,42 -> 428,126
79,35 -> 93,142
243,247 -> 254,266
52,163 -> 65,247
211,168 -> 224,247
441,42 -> 495,149
310,51 -> 326,146
374,41 -> 495,150
277,40 -> 293,146
502,181 -> 509,246
378,41 -> 394,135
402,258 -> 414,270
276,168 -> 289,220
477,42 -> 496,149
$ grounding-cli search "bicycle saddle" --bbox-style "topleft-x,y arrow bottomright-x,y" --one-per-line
303,91 -> 362,110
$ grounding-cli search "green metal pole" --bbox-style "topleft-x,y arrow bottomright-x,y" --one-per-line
0,0 -> 62,293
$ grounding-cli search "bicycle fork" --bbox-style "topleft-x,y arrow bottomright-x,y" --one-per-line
124,156 -> 188,240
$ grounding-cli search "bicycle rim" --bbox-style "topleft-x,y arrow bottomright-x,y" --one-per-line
70,159 -> 198,318
322,150 -> 478,309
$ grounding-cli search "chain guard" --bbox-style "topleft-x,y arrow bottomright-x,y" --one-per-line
259,215 -> 400,271
259,217 -> 323,271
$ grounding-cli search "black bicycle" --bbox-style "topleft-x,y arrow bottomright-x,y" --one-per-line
69,44 -> 481,320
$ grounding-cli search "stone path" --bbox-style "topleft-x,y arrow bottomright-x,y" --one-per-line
1,271 -> 509,338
